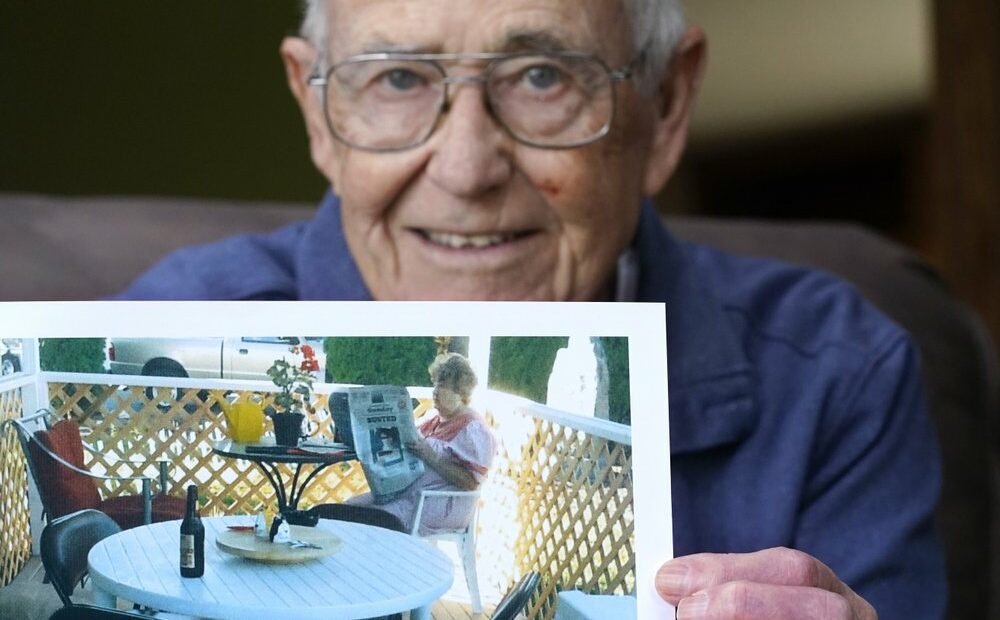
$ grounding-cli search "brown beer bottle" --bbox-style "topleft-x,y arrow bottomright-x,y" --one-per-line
179,484 -> 204,578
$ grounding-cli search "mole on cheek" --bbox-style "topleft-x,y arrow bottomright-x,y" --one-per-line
537,179 -> 562,197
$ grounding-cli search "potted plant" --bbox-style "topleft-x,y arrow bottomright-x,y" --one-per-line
267,344 -> 319,445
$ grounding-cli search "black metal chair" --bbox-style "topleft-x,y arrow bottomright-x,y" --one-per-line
307,503 -> 407,533
49,605 -> 145,620
491,572 -> 541,620
42,508 -> 191,619
41,509 -> 122,607
10,409 -> 182,529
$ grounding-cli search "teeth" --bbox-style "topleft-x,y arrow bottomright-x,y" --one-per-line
425,231 -> 514,249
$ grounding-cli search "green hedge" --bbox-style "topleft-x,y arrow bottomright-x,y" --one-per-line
602,337 -> 631,425
324,337 -> 438,386
487,337 -> 567,404
322,335 -> 631,423
489,336 -> 631,425
39,338 -> 106,373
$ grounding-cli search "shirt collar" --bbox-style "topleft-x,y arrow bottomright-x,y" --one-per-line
297,190 -> 372,300
614,245 -> 640,302
633,201 -> 759,454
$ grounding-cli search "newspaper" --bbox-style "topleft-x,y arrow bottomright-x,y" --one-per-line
343,386 -> 425,504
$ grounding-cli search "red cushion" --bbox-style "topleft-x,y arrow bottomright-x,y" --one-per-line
100,494 -> 187,530
29,420 -> 101,519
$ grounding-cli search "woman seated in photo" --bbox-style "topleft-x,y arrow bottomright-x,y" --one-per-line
350,353 -> 497,534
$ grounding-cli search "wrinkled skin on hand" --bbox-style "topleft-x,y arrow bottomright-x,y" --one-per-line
405,438 -> 436,463
657,547 -> 878,620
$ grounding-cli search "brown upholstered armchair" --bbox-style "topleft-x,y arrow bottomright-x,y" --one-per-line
1,193 -> 997,619
667,216 -> 1000,620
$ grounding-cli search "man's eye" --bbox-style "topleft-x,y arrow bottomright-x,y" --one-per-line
522,65 -> 562,90
382,68 -> 423,91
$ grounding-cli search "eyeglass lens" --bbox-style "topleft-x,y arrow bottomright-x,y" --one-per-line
322,54 -> 615,150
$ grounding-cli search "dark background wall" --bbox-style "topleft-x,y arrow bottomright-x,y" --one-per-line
0,1 -> 327,201
1,1 -> 996,349
0,1 -> 930,213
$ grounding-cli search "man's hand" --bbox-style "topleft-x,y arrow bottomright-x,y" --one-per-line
656,548 -> 877,619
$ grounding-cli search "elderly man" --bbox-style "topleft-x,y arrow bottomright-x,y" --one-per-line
120,1 -> 945,618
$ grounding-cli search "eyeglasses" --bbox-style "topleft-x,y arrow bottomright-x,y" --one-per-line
308,51 -> 635,152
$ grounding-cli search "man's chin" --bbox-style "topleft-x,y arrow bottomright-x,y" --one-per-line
373,276 -> 559,302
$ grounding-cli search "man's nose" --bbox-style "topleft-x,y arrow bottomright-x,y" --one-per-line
425,85 -> 512,198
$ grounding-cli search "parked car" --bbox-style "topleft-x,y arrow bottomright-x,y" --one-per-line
1,338 -> 23,375
108,337 -> 326,381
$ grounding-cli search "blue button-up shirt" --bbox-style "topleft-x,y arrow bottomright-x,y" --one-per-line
120,193 -> 946,618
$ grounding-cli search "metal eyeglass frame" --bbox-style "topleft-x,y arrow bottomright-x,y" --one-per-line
307,51 -> 637,152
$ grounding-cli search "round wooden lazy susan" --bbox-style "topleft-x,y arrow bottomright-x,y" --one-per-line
215,526 -> 342,563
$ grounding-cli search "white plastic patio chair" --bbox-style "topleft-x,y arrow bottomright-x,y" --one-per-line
411,489 -> 482,615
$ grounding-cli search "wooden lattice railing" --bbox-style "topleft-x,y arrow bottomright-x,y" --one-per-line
0,383 -> 32,589
44,375 -> 410,516
31,374 -> 633,619
492,398 -> 634,620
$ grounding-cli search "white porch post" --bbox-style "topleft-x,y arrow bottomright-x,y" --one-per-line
21,338 -> 46,553
465,335 -> 492,400
21,338 -> 45,414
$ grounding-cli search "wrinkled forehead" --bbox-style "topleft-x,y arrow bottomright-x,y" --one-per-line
325,0 -> 630,60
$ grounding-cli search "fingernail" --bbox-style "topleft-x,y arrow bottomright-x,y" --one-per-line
676,591 -> 709,620
656,563 -> 691,595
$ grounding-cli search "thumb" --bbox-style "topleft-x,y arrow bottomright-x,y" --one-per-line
655,559 -> 694,604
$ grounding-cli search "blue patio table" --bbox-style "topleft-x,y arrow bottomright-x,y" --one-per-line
87,516 -> 454,619
555,590 -> 637,619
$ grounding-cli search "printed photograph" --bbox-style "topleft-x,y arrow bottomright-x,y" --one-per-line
373,427 -> 404,466
0,302 -> 671,619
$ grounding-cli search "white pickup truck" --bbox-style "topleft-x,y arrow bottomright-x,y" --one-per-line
1,338 -> 23,375
108,337 -> 326,381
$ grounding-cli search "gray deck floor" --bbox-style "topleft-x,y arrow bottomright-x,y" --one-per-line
0,555 -> 492,620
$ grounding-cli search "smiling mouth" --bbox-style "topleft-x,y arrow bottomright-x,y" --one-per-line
417,229 -> 531,250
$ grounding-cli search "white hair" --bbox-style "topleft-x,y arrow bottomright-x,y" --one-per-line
298,0 -> 686,94
624,0 -> 687,94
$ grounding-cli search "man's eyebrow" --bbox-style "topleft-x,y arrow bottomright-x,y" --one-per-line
352,31 -> 583,56
359,39 -> 442,54
497,31 -> 574,53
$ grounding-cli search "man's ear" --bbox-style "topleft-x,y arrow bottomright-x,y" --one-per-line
280,36 -> 339,186
642,27 -> 707,197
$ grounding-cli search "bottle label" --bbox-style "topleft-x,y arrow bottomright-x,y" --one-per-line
180,534 -> 196,569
